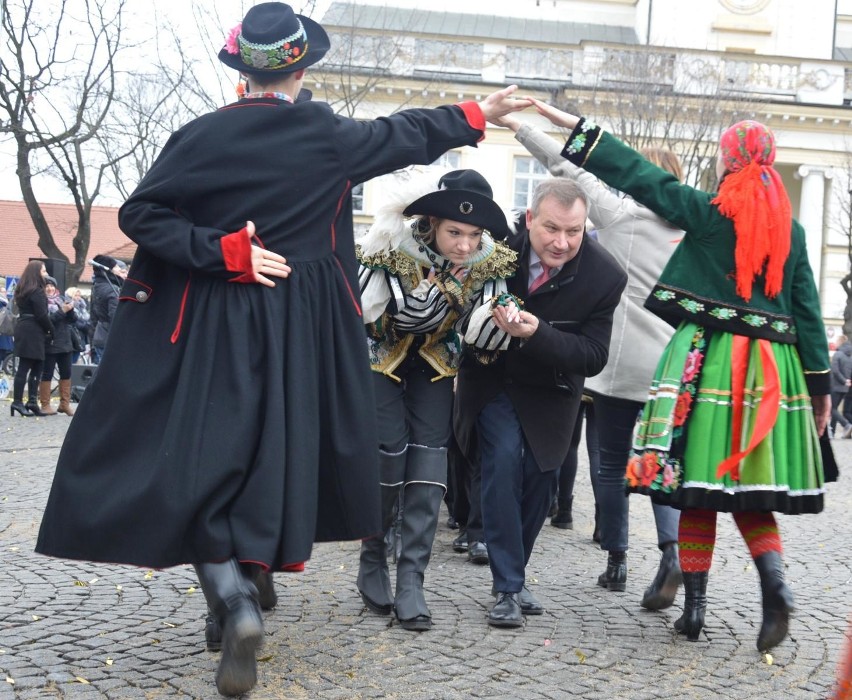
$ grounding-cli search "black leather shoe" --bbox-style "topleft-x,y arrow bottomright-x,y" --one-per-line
519,586 -> 544,615
488,592 -> 523,628
452,530 -> 469,553
550,508 -> 573,530
597,551 -> 627,592
468,541 -> 489,565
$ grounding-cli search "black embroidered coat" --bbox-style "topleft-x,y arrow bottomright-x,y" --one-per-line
36,96 -> 487,569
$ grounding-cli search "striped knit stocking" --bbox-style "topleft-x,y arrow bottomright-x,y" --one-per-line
733,511 -> 782,559
678,508 -> 717,573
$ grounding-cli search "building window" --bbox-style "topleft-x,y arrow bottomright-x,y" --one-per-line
352,182 -> 365,213
431,151 -> 461,169
513,157 -> 548,209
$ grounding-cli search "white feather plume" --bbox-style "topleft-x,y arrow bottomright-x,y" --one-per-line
356,166 -> 449,257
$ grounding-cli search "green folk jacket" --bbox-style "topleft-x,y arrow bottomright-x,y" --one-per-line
560,119 -> 830,395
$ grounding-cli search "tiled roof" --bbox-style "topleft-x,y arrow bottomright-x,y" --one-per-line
0,200 -> 133,287
321,2 -> 639,45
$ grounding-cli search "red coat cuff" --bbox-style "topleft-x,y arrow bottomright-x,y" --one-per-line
457,102 -> 485,142
220,227 -> 255,283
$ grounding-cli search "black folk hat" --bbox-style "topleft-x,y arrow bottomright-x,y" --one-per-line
403,170 -> 511,239
218,2 -> 331,76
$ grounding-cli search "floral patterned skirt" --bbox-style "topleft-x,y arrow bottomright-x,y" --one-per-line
626,322 -> 824,514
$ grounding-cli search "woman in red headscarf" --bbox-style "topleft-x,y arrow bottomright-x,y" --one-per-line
527,101 -> 831,654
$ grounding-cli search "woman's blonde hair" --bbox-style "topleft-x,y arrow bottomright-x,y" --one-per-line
640,147 -> 683,183
66,286 -> 81,297
414,216 -> 442,246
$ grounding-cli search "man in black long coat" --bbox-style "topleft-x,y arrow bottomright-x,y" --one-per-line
34,3 -> 530,696
454,178 -> 627,627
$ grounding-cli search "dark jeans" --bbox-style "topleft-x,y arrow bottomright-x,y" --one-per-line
42,352 -> 72,381
447,435 -> 484,543
478,392 -> 558,593
593,393 -> 679,553
831,390 -> 850,433
555,400 -> 600,508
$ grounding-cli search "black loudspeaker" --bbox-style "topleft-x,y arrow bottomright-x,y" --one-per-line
69,364 -> 98,403
30,257 -> 68,293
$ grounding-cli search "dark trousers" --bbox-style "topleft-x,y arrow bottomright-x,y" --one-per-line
42,352 -> 72,381
555,400 -> 600,507
478,392 -> 557,593
594,394 -> 679,552
831,390 -> 850,433
447,435 -> 485,543
13,357 -> 43,403
372,355 -> 453,452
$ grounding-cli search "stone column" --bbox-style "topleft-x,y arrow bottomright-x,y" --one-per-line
796,165 -> 832,295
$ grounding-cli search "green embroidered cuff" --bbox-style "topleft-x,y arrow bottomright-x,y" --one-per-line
560,117 -> 603,167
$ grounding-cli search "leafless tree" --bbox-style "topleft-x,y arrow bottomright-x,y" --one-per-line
551,47 -> 762,188
0,0 -> 177,283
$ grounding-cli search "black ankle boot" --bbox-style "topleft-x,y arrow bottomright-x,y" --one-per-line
195,559 -> 264,697
754,551 -> 794,652
550,496 -> 573,530
674,571 -> 708,641
641,542 -> 683,610
596,551 -> 627,591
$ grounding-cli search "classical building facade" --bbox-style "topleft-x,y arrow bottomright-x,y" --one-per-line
313,0 -> 852,340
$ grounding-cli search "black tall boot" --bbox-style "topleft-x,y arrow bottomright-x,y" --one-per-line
641,542 -> 683,610
754,551 -> 795,652
551,495 -> 573,529
205,567 -> 277,652
596,551 -> 627,591
357,448 -> 405,615
26,376 -> 43,416
394,445 -> 446,631
195,559 -> 264,697
674,571 -> 708,641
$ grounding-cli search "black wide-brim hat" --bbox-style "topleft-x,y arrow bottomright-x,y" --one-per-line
403,170 -> 511,239
218,2 -> 331,76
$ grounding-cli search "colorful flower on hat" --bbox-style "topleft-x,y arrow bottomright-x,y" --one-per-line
225,23 -> 242,55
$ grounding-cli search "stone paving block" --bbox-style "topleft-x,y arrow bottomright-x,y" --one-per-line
3,410 -> 852,698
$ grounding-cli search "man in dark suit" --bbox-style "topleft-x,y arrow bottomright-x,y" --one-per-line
454,178 -> 627,627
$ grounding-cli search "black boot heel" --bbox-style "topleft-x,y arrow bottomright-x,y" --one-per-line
674,571 -> 708,642
11,402 -> 33,417
754,551 -> 794,652
641,542 -> 683,610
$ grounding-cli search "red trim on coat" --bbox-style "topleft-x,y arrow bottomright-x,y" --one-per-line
221,227 -> 255,283
331,181 -> 352,252
118,277 -> 153,303
335,255 -> 362,317
170,276 -> 191,344
457,102 -> 485,142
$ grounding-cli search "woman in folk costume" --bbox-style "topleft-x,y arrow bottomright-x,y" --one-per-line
532,100 -> 831,653
355,169 -> 516,631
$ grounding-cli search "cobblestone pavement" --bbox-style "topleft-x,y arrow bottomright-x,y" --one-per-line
1,399 -> 850,700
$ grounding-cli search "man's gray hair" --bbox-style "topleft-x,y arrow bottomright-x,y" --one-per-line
530,178 -> 587,217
